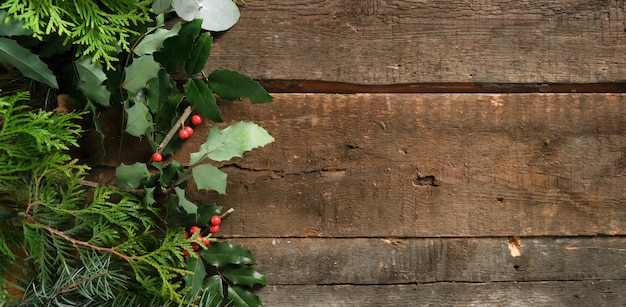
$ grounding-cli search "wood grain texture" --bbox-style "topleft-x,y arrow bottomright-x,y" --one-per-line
208,0 -> 626,84
229,237 -> 626,285
256,281 -> 626,307
174,93 -> 626,237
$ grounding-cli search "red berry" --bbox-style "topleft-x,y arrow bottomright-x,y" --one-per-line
209,225 -> 219,233
210,215 -> 221,226
203,239 -> 211,246
189,226 -> 200,234
183,231 -> 190,239
191,242 -> 200,251
182,249 -> 190,257
179,128 -> 191,139
151,152 -> 163,162
184,126 -> 194,136
191,115 -> 203,126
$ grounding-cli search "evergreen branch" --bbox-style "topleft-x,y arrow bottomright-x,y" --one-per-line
20,212 -> 133,262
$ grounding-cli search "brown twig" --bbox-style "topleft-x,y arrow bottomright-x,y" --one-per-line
155,106 -> 192,154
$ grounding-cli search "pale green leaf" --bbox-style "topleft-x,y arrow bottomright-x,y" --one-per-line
152,0 -> 172,14
116,162 -> 151,189
134,22 -> 181,56
172,0 -> 239,31
183,79 -> 221,122
192,164 -> 227,194
122,55 -> 160,95
75,58 -> 111,106
125,102 -> 152,137
175,187 -> 197,214
0,37 -> 58,88
208,69 -> 272,103
190,121 -> 274,164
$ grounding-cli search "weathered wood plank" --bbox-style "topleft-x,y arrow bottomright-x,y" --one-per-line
177,93 -> 626,237
256,281 -> 626,307
208,1 -> 626,84
229,237 -> 626,285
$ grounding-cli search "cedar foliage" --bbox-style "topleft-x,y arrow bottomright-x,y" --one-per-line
0,0 -> 153,69
0,92 -> 205,305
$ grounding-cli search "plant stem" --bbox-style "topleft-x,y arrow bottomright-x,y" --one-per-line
19,212 -> 133,262
156,106 -> 192,154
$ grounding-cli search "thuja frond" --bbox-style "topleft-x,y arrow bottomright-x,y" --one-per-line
0,0 -> 153,69
0,92 -> 86,181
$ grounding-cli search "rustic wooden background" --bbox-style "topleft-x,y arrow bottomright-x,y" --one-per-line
86,1 -> 626,306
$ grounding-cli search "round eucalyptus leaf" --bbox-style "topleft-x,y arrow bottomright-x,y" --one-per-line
172,0 -> 240,31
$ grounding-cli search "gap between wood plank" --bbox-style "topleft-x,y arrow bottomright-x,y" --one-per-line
259,80 -> 626,94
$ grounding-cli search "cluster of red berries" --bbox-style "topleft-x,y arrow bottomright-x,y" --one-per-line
178,115 -> 203,140
151,114 -> 203,162
182,215 -> 222,256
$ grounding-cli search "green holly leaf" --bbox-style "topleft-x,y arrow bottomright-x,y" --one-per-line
155,19 -> 202,72
190,121 -> 274,164
0,10 -> 33,36
116,162 -> 151,189
184,79 -> 221,122
185,31 -> 211,75
227,286 -> 262,307
192,164 -> 227,194
184,256 -> 206,297
144,187 -> 156,205
202,275 -> 223,307
223,267 -> 267,287
87,102 -> 107,154
202,241 -> 255,267
146,69 -> 174,112
134,22 -> 182,56
208,69 -> 272,103
75,58 -> 111,107
0,37 -> 58,88
175,187 -> 197,215
125,101 -> 152,137
160,160 -> 183,188
122,55 -> 160,95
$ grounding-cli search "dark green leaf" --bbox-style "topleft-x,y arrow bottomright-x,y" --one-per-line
190,122 -> 274,164
115,162 -> 151,189
87,102 -> 107,155
154,92 -> 184,133
175,187 -> 198,215
184,256 -> 206,297
208,70 -> 272,103
146,69 -> 172,112
122,55 -> 160,95
124,101 -> 152,137
192,164 -> 227,194
0,10 -> 32,36
167,204 -> 221,228
227,286 -> 262,307
0,37 -> 58,88
134,22 -> 181,56
223,267 -> 267,287
160,160 -> 183,188
144,187 -> 156,205
184,79 -> 221,122
202,241 -> 255,267
75,58 -> 111,107
202,275 -> 224,307
185,32 -> 212,75
155,19 -> 202,72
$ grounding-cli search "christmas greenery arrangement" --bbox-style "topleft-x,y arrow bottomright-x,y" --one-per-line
1,0 -> 271,306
